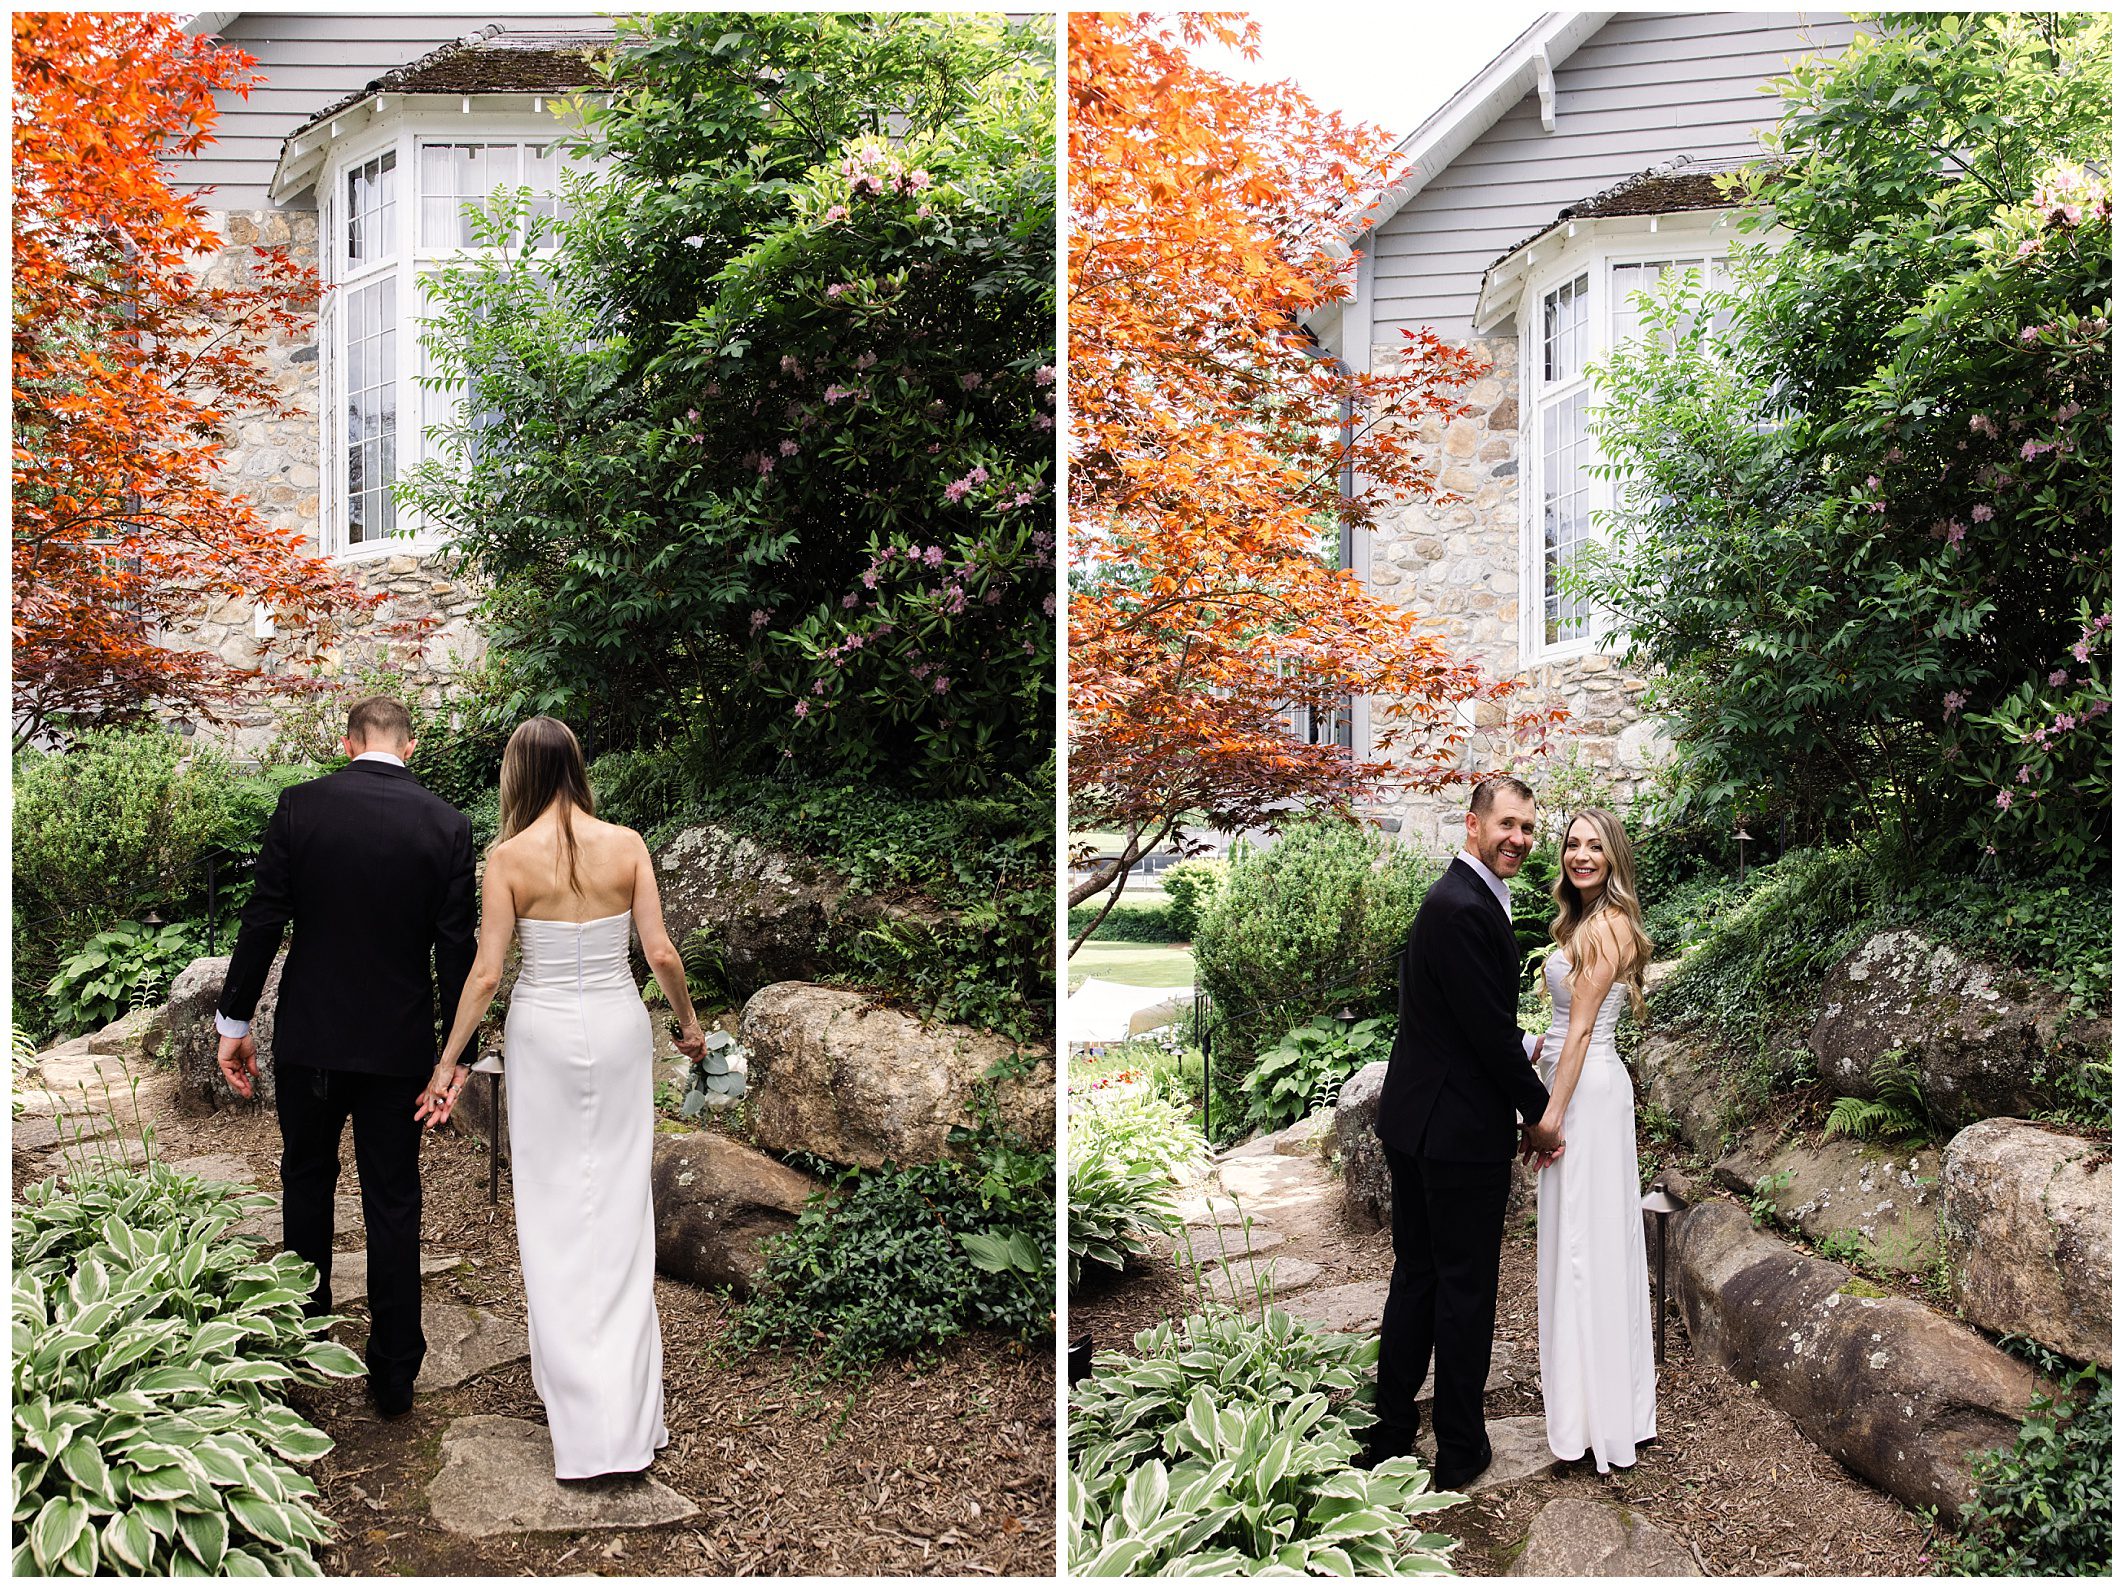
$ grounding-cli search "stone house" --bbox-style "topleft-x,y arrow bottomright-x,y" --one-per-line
1310,10 -> 1861,849
170,13 -> 613,752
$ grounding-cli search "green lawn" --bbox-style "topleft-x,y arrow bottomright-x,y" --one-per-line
1067,940 -> 1196,993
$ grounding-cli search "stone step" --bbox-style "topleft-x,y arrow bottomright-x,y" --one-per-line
427,1416 -> 699,1538
1282,1278 -> 1389,1335
1216,1153 -> 1338,1214
1420,1415 -> 1560,1495
415,1303 -> 529,1392
1196,1255 -> 1323,1300
1509,1496 -> 1704,1575
1175,1225 -> 1285,1268
330,1249 -> 467,1308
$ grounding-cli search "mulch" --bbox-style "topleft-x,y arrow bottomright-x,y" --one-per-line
1067,1169 -> 1935,1577
19,1078 -> 1057,1578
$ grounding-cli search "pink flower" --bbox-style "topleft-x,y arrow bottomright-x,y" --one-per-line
779,439 -> 799,457
1012,490 -> 1034,507
824,205 -> 848,222
925,442 -> 942,454
2021,438 -> 2049,461
1970,414 -> 1999,438
855,351 -> 877,371
1034,412 -> 1054,431
1945,519 -> 1966,545
924,545 -> 944,566
1995,788 -> 2015,810
757,457 -> 775,476
2072,640 -> 2091,663
908,169 -> 931,191
825,385 -> 852,404
2087,700 -> 2110,719
750,609 -> 771,633
2050,668 -> 2071,686
812,679 -> 827,694
1034,365 -> 1055,387
1865,475 -> 1881,491
2017,239 -> 2042,258
1023,639 -> 1037,655
944,478 -> 971,504
2016,765 -> 2033,783
2058,402 -> 2083,422
959,373 -> 982,391
842,593 -> 858,609
793,701 -> 810,719
2020,326 -> 2041,344
916,204 -> 932,218
780,355 -> 800,376
1971,503 -> 1994,523
2054,711 -> 2075,732
932,675 -> 951,694
971,466 -> 989,484
861,569 -> 878,589
1042,592 -> 1056,617
686,408 -> 700,423
1943,690 -> 1968,717
828,283 -> 851,299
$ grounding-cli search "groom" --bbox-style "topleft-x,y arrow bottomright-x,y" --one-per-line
1361,775 -> 1561,1487
214,695 -> 476,1415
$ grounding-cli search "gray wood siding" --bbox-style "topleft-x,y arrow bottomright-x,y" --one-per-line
174,13 -> 610,209
1368,12 -> 1862,344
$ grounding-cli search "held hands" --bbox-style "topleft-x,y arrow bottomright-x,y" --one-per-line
673,1022 -> 708,1063
413,1060 -> 467,1130
216,1033 -> 259,1099
1519,1114 -> 1565,1171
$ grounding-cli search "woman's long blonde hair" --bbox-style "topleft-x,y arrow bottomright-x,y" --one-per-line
496,717 -> 596,893
1548,808 -> 1653,1020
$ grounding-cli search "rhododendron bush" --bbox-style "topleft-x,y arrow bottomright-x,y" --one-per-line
408,12 -> 1053,789
1588,11 -> 2109,875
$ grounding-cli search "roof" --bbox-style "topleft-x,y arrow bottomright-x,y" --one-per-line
289,25 -> 616,140
269,24 -> 616,203
1471,154 -> 1758,329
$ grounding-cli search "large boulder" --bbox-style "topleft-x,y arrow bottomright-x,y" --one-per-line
1333,1057 -> 1533,1229
1941,1119 -> 2111,1367
86,1003 -> 170,1064
1630,1028 -> 1728,1159
1709,1131 -> 1942,1275
650,1133 -> 824,1296
1808,931 -> 2108,1126
653,825 -> 954,1000
167,954 -> 285,1113
1675,1199 -> 2051,1516
738,983 -> 1052,1168
1335,1061 -> 1392,1228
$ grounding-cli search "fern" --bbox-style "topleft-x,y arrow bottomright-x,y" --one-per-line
1824,1050 -> 1932,1142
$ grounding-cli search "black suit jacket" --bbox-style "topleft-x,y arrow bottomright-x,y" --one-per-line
217,760 -> 477,1076
1375,856 -> 1552,1162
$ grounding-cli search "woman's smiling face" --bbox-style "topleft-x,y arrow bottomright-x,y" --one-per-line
1562,816 -> 1611,896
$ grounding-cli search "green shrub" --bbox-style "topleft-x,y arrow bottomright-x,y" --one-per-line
44,921 -> 206,1037
1066,898 -> 1177,943
1066,1141 -> 1178,1288
1936,1355 -> 2110,1575
12,1161 -> 362,1575
1158,859 -> 1227,941
12,729 -> 310,1043
1239,1014 -> 1393,1133
261,661 -> 515,817
733,1116 -> 1053,1371
1192,817 -> 1432,1086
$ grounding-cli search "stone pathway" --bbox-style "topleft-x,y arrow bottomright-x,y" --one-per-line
14,1028 -> 704,1547
1183,1120 -> 1703,1574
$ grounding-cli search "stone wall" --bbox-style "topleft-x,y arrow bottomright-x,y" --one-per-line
167,209 -> 485,760
1358,332 -> 1671,852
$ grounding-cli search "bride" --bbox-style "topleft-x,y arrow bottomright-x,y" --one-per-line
1526,807 -> 1658,1471
416,716 -> 707,1479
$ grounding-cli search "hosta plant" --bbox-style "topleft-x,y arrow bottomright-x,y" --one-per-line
1066,1141 -> 1178,1287
1069,1305 -> 1381,1464
1240,1013 -> 1395,1133
1070,1089 -> 1209,1182
1069,1389 -> 1463,1575
12,1162 -> 361,1574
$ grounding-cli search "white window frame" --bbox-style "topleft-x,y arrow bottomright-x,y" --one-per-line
1516,213 -> 1735,665
315,108 -> 580,561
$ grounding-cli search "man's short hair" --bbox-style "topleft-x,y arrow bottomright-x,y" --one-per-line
1470,774 -> 1535,817
346,695 -> 414,747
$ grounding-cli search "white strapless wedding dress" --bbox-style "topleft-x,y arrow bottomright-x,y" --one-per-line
505,911 -> 668,1479
1535,950 -> 1657,1471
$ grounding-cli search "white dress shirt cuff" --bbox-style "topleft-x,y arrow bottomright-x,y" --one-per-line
214,1012 -> 251,1040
